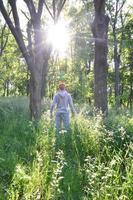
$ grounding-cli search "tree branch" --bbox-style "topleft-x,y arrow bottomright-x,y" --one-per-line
53,0 -> 56,20
27,20 -> 33,59
0,0 -> 31,68
21,9 -> 30,21
94,0 -> 105,13
8,0 -> 22,34
106,2 -> 113,27
56,0 -> 67,20
0,24 -> 9,56
37,0 -> 44,19
42,0 -> 66,23
23,0 -> 36,22
42,0 -> 54,19
117,0 -> 126,14
113,0 -> 119,28
119,10 -> 125,57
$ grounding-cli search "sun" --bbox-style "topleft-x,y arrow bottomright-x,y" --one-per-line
47,20 -> 70,57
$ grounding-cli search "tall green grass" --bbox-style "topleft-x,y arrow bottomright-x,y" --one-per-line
0,97 -> 132,199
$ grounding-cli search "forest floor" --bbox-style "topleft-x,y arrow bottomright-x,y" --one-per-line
0,97 -> 133,200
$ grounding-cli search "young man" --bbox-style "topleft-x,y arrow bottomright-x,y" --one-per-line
50,81 -> 76,132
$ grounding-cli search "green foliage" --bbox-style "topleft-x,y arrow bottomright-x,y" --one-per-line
47,58 -> 94,103
0,97 -> 132,199
46,2 -> 94,102
0,28 -> 28,96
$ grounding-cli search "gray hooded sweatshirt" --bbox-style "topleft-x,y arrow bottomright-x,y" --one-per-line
50,90 -> 76,114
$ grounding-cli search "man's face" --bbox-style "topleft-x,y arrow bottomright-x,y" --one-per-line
59,84 -> 65,90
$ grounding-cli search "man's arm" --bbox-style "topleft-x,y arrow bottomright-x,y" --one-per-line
68,94 -> 76,115
50,95 -> 57,118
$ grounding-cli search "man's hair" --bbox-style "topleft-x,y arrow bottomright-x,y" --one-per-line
58,81 -> 65,86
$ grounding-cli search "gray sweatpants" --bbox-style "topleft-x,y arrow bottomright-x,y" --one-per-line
55,112 -> 70,132
55,112 -> 72,149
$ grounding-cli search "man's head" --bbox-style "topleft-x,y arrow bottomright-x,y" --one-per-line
59,81 -> 65,90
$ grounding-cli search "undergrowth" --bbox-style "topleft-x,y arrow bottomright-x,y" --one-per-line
0,97 -> 132,200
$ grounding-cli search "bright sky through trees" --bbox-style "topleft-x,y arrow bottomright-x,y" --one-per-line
16,2 -> 70,58
47,19 -> 70,58
0,0 -> 132,59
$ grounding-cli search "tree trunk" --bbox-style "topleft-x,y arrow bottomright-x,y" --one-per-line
129,83 -> 133,110
29,49 -> 51,121
29,54 -> 51,121
27,17 -> 51,121
41,46 -> 51,98
29,72 -> 42,121
3,82 -> 6,96
0,0 -> 66,121
6,79 -> 9,96
113,30 -> 121,106
92,0 -> 109,113
128,65 -> 133,110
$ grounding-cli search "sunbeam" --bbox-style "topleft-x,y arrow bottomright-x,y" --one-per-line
47,19 -> 70,57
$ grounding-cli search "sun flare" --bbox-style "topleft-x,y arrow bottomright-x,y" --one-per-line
47,20 -> 70,57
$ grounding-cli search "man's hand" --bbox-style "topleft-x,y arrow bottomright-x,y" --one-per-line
50,113 -> 53,119
72,111 -> 77,117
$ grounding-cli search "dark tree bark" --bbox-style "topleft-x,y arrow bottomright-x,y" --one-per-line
0,25 -> 9,56
114,31 -> 121,105
127,63 -> 133,110
91,0 -> 109,113
0,0 -> 66,121
106,0 -> 126,107
113,5 -> 125,107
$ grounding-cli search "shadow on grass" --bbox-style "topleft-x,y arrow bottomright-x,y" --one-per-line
0,97 -> 37,199
53,129 -> 85,200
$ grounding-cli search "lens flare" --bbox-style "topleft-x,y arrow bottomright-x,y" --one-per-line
47,20 -> 70,57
